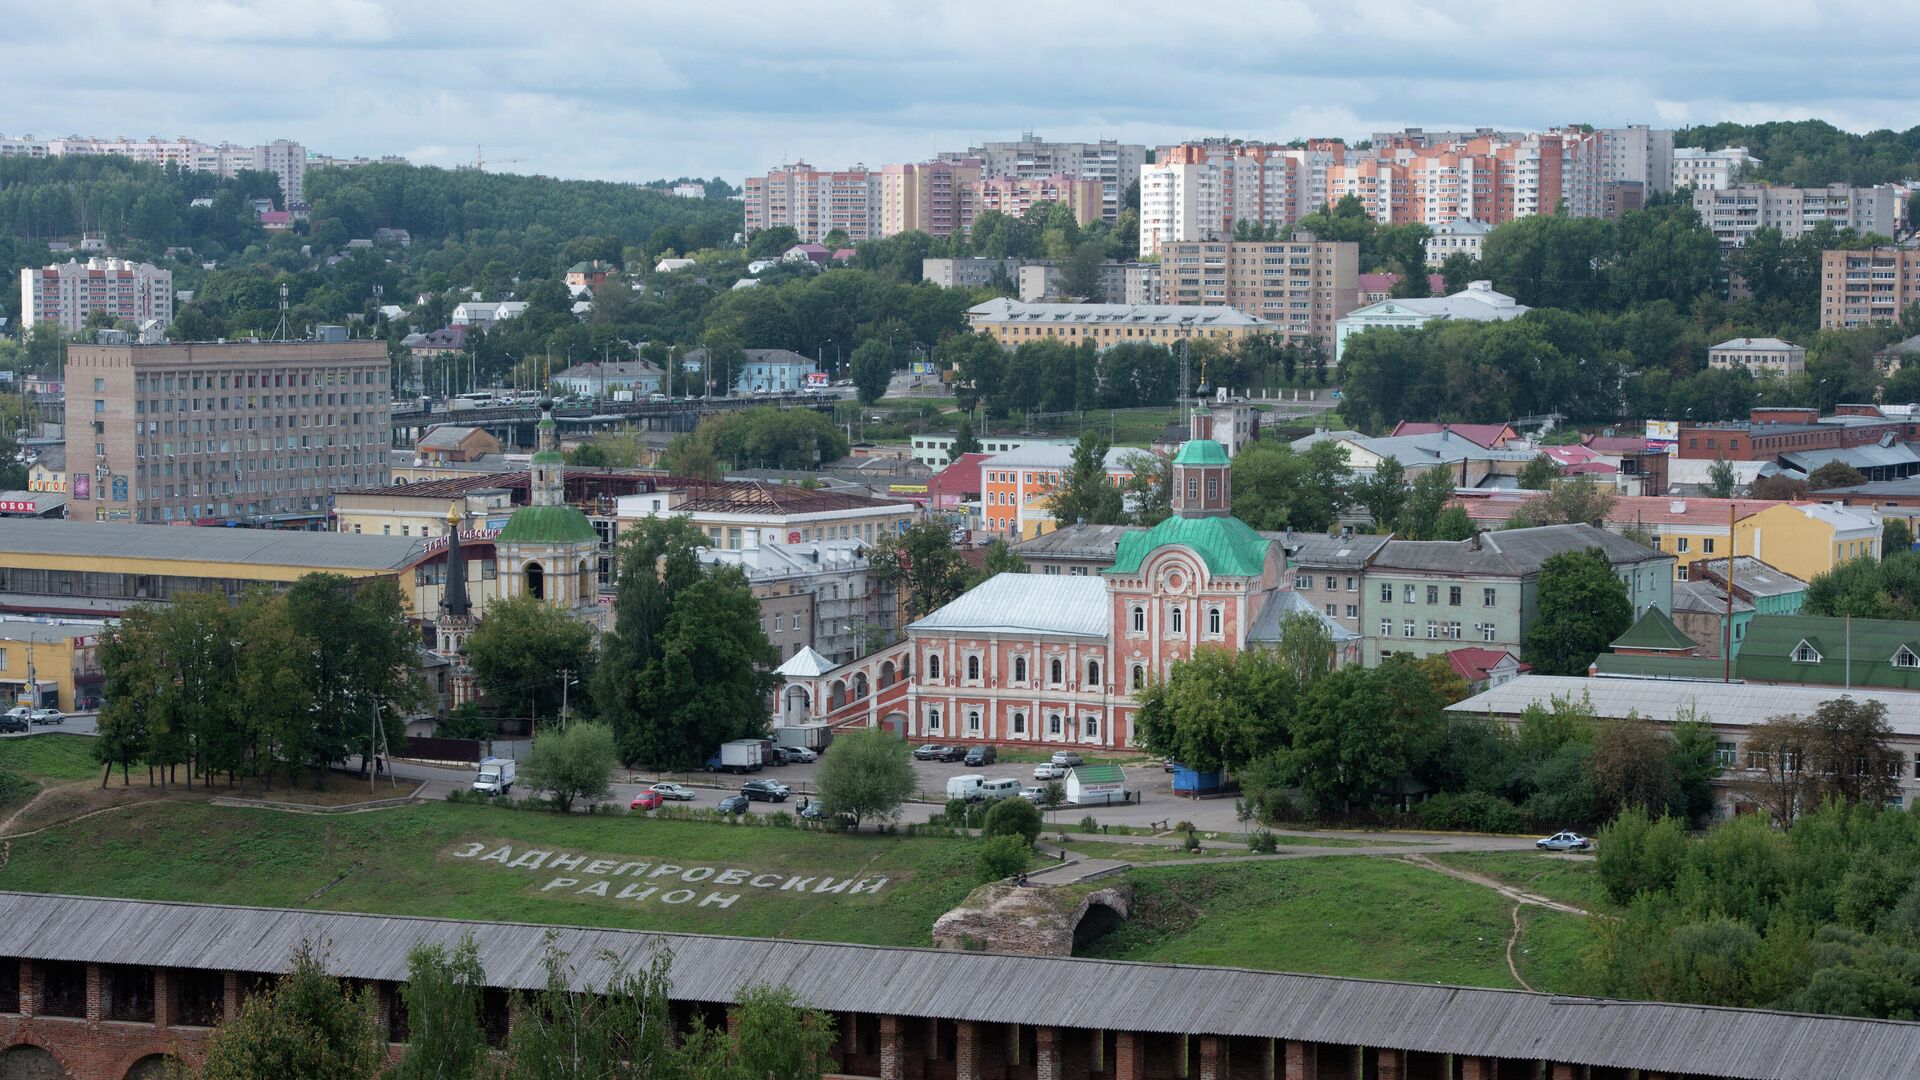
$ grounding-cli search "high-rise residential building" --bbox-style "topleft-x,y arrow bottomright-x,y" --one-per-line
0,134 -> 313,205
941,135 -> 1147,222
1820,247 -> 1920,330
1670,146 -> 1759,191
972,174 -> 1104,225
65,340 -> 392,526
741,162 -> 879,243
1598,125 -> 1676,192
1693,184 -> 1904,247
878,159 -> 982,238
1137,142 -> 1341,257
1327,128 -> 1604,227
1157,234 -> 1359,351
20,258 -> 173,333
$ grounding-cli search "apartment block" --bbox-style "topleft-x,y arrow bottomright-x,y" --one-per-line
972,174 -> 1103,226
1158,234 -> 1359,350
1821,247 -> 1920,329
20,258 -> 173,333
65,340 -> 392,526
0,134 -> 311,204
1015,260 -> 1157,305
942,135 -> 1147,222
742,162 -> 878,243
1707,337 -> 1805,376
966,299 -> 1278,349
1138,142 -> 1341,257
1423,218 -> 1491,266
1670,146 -> 1758,191
1598,125 -> 1675,192
878,158 -> 982,238
1328,127 -> 1603,227
1692,184 -> 1903,247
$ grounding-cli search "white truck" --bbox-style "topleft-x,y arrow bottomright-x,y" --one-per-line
472,757 -> 516,795
707,739 -> 766,774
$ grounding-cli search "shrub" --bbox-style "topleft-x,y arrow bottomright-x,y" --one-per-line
1174,820 -> 1196,832
1182,831 -> 1202,852
767,811 -> 795,829
1596,807 -> 1691,905
1412,791 -> 1527,834
983,797 -> 1043,845
976,835 -> 1031,883
1248,830 -> 1279,854
1079,815 -> 1100,832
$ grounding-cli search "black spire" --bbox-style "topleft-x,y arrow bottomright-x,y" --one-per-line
440,502 -> 470,619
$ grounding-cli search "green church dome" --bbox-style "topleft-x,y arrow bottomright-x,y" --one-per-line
496,504 -> 598,545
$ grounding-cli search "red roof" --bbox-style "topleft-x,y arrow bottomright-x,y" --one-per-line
831,248 -> 857,261
1389,421 -> 1517,449
1584,435 -> 1658,453
927,452 -> 990,507
1357,272 -> 1447,295
1446,647 -> 1529,684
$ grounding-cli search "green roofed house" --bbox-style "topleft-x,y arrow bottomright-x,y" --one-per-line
495,402 -> 600,610
1066,764 -> 1127,806
1735,613 -> 1920,692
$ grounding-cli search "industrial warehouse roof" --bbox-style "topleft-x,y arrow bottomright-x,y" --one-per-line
0,520 -> 427,570
3,893 -> 1920,1080
1448,674 -> 1920,736
909,573 -> 1109,639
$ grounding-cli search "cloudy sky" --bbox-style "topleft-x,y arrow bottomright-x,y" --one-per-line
7,0 -> 1917,183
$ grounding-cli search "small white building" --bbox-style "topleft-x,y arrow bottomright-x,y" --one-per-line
1708,337 -> 1805,377
1334,281 -> 1527,365
1065,764 -> 1127,806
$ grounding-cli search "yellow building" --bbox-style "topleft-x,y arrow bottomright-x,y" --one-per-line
614,483 -> 918,550
334,483 -> 519,539
0,519 -> 440,618
0,622 -> 102,712
1740,502 -> 1882,583
965,299 -> 1278,347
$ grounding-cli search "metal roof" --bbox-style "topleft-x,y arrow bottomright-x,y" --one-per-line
1691,557 -> 1807,599
1373,525 -> 1668,578
0,519 -> 427,571
1448,674 -> 1920,737
2,893 -> 1918,1080
1011,523 -> 1140,561
966,298 -> 1272,327
909,573 -> 1109,639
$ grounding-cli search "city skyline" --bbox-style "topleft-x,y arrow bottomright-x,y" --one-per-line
5,0 -> 1918,184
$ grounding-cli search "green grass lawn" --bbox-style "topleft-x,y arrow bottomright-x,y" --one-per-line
1080,858 -> 1587,993
1514,909 -> 1598,995
1428,852 -> 1615,914
0,734 -> 101,782
0,800 -> 991,947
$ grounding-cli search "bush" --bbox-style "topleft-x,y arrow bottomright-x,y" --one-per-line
1182,831 -> 1202,852
1248,830 -> 1278,854
983,797 -> 1043,845
976,835 -> 1030,883
1079,815 -> 1100,832
1411,791 -> 1528,834
1596,807 -> 1691,905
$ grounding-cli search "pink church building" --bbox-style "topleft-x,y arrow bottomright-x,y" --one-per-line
901,417 -> 1348,751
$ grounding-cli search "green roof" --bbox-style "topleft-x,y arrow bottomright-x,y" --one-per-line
1591,654 -> 1730,681
1071,765 -> 1125,784
496,504 -> 598,545
1611,607 -> 1697,653
1735,613 -> 1920,691
1172,439 -> 1229,467
1105,514 -> 1270,578
531,451 -> 565,465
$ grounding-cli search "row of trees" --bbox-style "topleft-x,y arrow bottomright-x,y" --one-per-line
91,576 -> 423,789
194,938 -> 834,1080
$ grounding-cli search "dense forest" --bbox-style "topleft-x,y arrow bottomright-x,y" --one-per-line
1677,119 -> 1920,187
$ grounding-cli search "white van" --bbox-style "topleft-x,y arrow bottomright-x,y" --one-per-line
977,778 -> 1021,802
945,773 -> 986,801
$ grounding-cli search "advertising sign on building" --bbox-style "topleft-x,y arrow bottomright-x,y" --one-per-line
72,475 -> 90,501
111,476 -> 128,502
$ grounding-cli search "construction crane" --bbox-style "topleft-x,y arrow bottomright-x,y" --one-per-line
468,146 -> 526,172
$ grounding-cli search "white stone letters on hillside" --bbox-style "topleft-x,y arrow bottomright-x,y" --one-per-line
449,842 -> 888,910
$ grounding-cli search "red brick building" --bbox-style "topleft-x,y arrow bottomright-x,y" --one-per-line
1675,406 -> 1916,461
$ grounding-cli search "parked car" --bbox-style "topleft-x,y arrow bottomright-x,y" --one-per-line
963,746 -> 997,767
913,744 -> 952,761
742,779 -> 791,802
3,707 -> 30,722
650,782 -> 697,801
28,709 -> 64,726
977,778 -> 1021,802
629,790 -> 663,811
768,746 -> 796,765
1033,763 -> 1066,780
1050,751 -> 1083,768
1537,831 -> 1593,852
0,716 -> 27,734
782,746 -> 818,764
1018,786 -> 1049,804
716,794 -> 751,814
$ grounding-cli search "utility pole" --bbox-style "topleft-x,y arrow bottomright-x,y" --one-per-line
560,668 -> 573,723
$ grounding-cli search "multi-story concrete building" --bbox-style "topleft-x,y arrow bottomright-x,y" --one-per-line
1693,184 -> 1903,246
877,159 -> 982,238
20,259 -> 172,333
0,134 -> 312,204
942,135 -> 1147,223
1707,337 -> 1805,376
1158,235 -> 1359,350
979,443 -> 1135,537
971,175 -> 1103,226
1328,128 -> 1604,227
1283,530 -> 1392,638
965,299 -> 1278,349
1015,260 -> 1157,305
1423,218 -> 1491,266
1673,405 -> 1917,461
1670,146 -> 1758,191
921,257 -> 1021,290
1137,142 -> 1335,257
64,340 -> 391,526
741,162 -> 878,243
700,539 -> 897,665
1363,524 -> 1673,665
1598,125 -> 1675,193
1821,246 -> 1920,329
614,483 -> 916,551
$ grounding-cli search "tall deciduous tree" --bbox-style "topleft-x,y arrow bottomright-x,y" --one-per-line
286,574 -> 427,781
594,517 -> 707,764
521,719 -> 619,812
1518,453 -> 1562,491
1050,430 -> 1126,526
393,937 -> 491,1080
1523,549 -> 1634,676
1706,457 -> 1739,499
1134,650 -> 1300,773
850,339 -> 894,405
1270,658 -> 1447,817
1398,466 -> 1458,540
1229,440 -> 1352,533
631,567 -> 777,769
1354,455 -> 1408,531
869,518 -> 971,620
465,592 -> 596,726
199,943 -> 386,1080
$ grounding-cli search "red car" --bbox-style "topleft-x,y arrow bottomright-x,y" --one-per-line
630,790 -> 663,812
